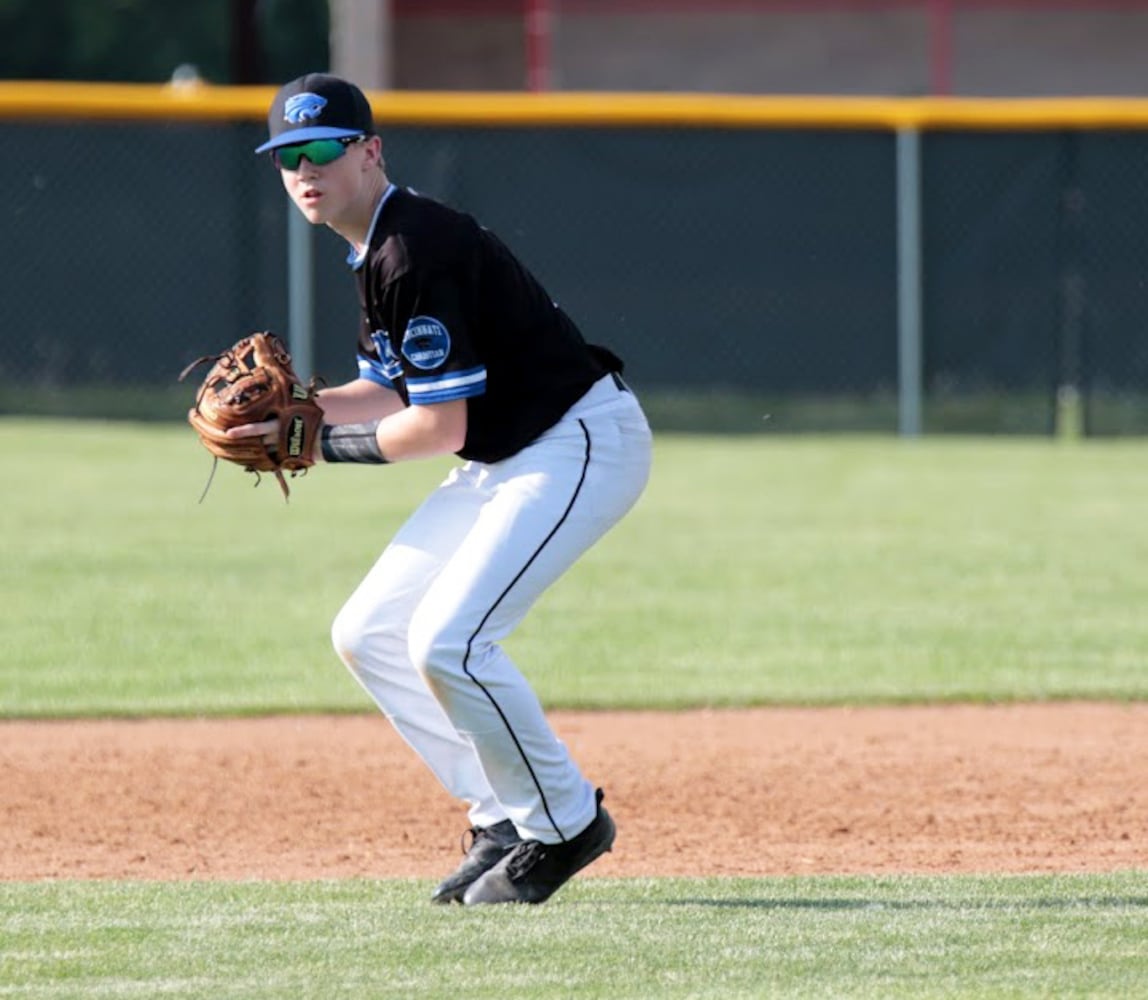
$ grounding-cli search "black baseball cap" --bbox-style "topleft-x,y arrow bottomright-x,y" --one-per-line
255,73 -> 374,154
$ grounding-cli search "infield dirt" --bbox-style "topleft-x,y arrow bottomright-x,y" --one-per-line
2,704 -> 1144,881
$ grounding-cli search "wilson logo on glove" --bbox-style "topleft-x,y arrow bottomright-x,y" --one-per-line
286,415 -> 308,458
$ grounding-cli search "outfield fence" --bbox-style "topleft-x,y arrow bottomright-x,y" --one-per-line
4,82 -> 1148,434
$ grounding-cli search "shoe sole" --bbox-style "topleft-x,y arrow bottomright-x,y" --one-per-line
430,884 -> 468,905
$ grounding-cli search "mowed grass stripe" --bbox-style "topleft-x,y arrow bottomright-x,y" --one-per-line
3,419 -> 1147,714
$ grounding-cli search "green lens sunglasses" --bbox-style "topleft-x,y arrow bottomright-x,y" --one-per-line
273,135 -> 366,171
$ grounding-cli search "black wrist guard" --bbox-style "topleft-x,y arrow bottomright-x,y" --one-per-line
320,421 -> 388,464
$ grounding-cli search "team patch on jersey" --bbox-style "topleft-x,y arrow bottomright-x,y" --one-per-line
284,92 -> 327,123
402,316 -> 451,371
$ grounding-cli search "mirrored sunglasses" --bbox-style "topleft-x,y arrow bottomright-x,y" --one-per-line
272,135 -> 365,171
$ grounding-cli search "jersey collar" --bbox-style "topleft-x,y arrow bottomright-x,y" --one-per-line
347,183 -> 396,269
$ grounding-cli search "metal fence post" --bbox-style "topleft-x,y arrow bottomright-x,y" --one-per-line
896,127 -> 923,437
286,205 -> 314,381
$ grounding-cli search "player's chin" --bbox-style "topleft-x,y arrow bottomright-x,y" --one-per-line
294,196 -> 328,224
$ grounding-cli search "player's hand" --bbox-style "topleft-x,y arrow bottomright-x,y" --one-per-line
226,417 -> 326,462
225,419 -> 279,445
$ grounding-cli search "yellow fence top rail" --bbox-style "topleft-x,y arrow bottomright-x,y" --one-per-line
6,81 -> 1148,130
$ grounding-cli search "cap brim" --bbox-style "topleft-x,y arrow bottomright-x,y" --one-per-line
254,125 -> 365,154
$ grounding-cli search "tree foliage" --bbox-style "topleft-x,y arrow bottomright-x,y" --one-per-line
0,0 -> 329,83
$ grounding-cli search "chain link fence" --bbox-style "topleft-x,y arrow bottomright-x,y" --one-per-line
3,90 -> 1148,434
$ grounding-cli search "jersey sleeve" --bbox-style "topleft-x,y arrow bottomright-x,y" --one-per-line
388,272 -> 487,406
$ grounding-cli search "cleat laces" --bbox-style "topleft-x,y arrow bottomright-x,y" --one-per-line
459,826 -> 483,855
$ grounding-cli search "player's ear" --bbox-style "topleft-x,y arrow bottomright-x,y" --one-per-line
363,135 -> 383,170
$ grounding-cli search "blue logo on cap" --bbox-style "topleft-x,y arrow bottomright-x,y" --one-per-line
284,93 -> 327,124
402,317 -> 451,371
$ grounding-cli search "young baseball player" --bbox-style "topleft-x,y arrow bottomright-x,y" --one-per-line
232,74 -> 652,904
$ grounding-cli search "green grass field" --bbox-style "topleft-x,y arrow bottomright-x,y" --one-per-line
2,418 -> 1146,998
1,875 -> 1145,999
3,419 -> 1147,714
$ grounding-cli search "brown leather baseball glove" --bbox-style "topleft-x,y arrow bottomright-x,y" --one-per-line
179,332 -> 323,499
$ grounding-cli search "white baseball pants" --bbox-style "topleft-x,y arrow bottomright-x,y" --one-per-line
331,374 -> 652,843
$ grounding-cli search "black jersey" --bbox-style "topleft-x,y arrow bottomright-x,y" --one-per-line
352,185 -> 621,464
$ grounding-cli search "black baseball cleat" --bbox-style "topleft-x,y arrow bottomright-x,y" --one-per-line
462,789 -> 615,905
431,819 -> 522,904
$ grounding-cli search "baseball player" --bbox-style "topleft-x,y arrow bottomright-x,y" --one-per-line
232,74 -> 652,904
